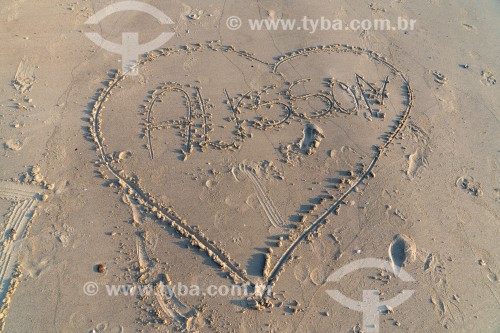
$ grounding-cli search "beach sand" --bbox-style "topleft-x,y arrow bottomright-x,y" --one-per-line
0,0 -> 498,332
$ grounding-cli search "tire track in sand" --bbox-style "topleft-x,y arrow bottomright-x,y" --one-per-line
0,181 -> 42,330
242,165 -> 285,229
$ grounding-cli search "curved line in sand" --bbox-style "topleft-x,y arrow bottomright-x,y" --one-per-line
89,42 -> 414,289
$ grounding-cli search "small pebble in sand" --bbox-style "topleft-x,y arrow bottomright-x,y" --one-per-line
96,264 -> 106,273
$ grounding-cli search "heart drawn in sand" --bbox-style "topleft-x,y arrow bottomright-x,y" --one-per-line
88,41 -> 413,291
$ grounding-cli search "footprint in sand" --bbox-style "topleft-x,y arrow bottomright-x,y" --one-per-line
388,234 -> 416,274
456,175 -> 482,197
480,70 -> 496,86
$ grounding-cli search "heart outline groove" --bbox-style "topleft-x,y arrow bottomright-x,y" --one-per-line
87,41 -> 413,296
